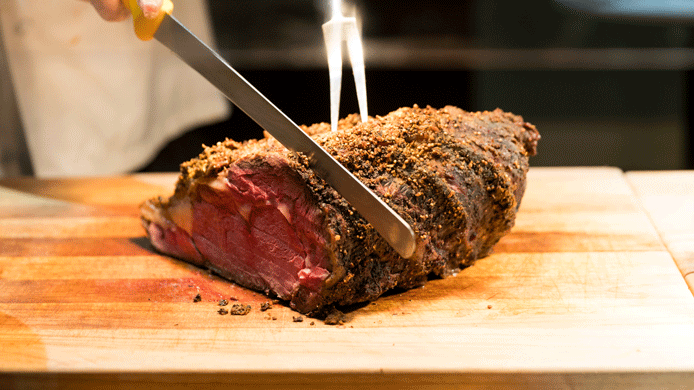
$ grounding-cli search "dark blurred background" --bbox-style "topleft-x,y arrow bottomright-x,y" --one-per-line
144,0 -> 694,171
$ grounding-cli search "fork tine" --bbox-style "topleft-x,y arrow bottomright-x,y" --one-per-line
322,0 -> 367,131
322,20 -> 343,133
345,20 -> 368,123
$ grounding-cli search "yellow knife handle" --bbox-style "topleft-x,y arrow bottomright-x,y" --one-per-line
122,0 -> 174,41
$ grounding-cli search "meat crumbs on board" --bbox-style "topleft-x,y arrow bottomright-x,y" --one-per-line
142,105 -> 539,317
228,304 -> 252,316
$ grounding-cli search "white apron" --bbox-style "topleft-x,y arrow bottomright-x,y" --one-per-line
0,0 -> 229,177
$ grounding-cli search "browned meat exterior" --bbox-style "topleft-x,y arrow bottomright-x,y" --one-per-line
140,105 -> 539,315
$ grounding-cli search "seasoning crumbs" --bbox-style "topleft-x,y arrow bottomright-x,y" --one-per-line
228,304 -> 252,316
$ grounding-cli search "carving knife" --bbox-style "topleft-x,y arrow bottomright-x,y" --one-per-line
122,1 -> 417,259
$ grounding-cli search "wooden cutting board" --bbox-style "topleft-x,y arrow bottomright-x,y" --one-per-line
627,171 -> 694,296
1,167 -> 694,389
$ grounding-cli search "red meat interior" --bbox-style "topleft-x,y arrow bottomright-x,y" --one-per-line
186,156 -> 331,304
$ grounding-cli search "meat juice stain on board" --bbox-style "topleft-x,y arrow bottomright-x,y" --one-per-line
184,261 -> 488,324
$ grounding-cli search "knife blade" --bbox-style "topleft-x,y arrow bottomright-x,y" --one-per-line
152,14 -> 417,259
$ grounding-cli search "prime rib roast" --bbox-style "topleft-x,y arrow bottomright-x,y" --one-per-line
140,105 -> 540,315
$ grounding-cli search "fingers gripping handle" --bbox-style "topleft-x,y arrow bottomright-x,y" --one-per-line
121,0 -> 174,41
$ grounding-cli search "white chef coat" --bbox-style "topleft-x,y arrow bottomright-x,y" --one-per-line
0,0 -> 230,177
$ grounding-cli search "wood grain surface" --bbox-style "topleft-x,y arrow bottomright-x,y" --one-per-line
627,171 -> 694,295
1,167 -> 694,389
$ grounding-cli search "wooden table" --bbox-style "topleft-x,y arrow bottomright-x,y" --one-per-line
1,167 -> 694,389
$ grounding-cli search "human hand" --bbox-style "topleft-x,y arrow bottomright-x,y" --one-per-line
84,0 -> 164,22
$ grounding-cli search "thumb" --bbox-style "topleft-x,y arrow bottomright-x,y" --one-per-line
137,0 -> 164,19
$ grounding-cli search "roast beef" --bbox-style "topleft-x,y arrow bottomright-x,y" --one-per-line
140,105 -> 540,315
